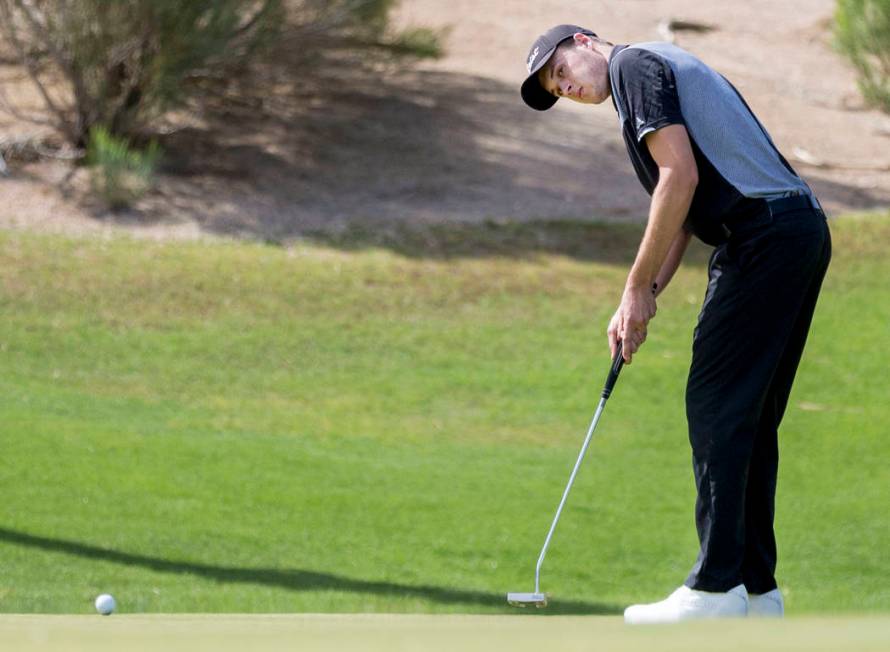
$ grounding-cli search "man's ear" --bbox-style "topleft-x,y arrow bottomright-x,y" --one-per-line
573,33 -> 593,48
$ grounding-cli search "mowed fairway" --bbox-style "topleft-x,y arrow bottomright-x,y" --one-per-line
2,614 -> 890,652
1,215 -> 889,631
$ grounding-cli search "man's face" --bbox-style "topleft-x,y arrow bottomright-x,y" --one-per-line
537,35 -> 611,104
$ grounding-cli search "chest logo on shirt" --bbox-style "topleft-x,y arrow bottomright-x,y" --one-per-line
527,46 -> 540,72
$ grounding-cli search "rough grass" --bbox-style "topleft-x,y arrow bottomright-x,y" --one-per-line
0,214 -> 888,615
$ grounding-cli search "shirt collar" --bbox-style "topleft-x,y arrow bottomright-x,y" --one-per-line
608,44 -> 628,113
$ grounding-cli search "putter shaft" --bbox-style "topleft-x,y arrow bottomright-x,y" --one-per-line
533,396 -> 607,594
508,343 -> 624,606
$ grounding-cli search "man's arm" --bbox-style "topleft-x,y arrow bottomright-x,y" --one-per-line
653,228 -> 693,298
608,124 -> 698,362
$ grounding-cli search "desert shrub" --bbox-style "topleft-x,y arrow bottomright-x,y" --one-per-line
0,0 -> 442,154
281,0 -> 444,65
87,126 -> 161,210
836,0 -> 890,111
287,1 -> 425,40
0,0 -> 285,146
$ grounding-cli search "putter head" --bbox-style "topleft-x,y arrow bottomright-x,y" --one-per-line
507,592 -> 548,608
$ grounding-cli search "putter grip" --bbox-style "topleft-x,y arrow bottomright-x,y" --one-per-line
601,342 -> 624,399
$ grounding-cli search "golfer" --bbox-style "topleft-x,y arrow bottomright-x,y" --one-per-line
521,25 -> 831,623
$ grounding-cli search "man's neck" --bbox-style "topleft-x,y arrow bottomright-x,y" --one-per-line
593,42 -> 614,61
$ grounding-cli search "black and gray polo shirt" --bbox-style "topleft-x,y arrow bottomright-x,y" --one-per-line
608,42 -> 814,245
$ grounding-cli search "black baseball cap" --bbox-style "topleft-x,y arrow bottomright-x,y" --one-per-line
521,24 -> 597,111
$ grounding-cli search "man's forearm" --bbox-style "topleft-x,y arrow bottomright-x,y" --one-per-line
626,170 -> 696,293
653,228 -> 693,297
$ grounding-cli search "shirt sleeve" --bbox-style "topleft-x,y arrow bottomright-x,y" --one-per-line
612,48 -> 683,142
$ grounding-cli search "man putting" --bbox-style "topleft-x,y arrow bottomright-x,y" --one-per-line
520,25 -> 831,623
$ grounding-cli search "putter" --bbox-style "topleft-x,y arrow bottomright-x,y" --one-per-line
507,342 -> 625,608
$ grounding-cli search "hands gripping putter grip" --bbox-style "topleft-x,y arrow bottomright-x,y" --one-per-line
507,342 -> 625,607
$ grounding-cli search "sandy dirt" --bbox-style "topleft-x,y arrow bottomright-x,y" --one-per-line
1,1 -> 889,241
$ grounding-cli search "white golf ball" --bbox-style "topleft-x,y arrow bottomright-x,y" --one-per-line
94,593 -> 116,615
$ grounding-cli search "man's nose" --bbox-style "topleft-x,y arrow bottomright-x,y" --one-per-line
558,80 -> 572,96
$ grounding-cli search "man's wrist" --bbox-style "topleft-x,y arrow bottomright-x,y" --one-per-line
624,278 -> 654,293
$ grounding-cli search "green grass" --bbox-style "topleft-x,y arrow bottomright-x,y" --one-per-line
2,615 -> 890,651
0,214 -> 888,615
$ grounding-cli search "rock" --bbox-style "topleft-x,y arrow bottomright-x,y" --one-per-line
657,18 -> 718,43
791,146 -> 825,168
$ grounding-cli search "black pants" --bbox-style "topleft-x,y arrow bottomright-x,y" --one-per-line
684,205 -> 831,594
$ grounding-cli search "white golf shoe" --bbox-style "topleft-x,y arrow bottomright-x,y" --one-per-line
624,584 -> 748,624
747,588 -> 784,617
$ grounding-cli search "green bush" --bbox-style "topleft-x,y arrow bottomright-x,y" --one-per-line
0,1 -> 442,148
282,0 -> 444,62
0,0 -> 285,145
385,27 -> 445,59
87,127 -> 162,210
835,0 -> 890,111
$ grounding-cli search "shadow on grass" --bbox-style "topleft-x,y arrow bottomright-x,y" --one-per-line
292,218 -> 714,267
132,56 -> 889,246
0,526 -> 619,615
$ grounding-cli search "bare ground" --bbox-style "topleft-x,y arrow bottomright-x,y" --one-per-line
1,0 -> 889,243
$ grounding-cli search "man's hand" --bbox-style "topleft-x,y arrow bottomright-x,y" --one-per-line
607,286 -> 657,364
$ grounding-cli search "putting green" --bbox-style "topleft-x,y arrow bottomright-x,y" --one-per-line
1,615 -> 888,652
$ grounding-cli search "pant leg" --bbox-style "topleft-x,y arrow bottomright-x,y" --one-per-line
742,222 -> 831,594
685,210 -> 830,592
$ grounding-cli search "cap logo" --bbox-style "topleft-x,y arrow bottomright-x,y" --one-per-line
526,46 -> 540,72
